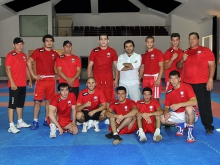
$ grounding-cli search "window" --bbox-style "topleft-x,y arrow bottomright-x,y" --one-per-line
20,15 -> 48,37
81,56 -> 88,69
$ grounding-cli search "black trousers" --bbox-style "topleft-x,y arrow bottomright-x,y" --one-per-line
190,83 -> 214,131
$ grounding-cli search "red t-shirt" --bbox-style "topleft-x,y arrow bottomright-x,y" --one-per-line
77,88 -> 106,111
30,48 -> 59,75
89,46 -> 118,74
141,48 -> 164,74
50,93 -> 76,119
5,50 -> 28,87
109,99 -> 136,115
181,46 -> 215,84
164,47 -> 183,82
164,82 -> 196,113
136,99 -> 161,113
56,54 -> 81,87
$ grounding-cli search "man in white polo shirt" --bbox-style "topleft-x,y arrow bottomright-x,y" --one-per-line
117,40 -> 141,102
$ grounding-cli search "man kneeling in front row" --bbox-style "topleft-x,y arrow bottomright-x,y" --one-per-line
48,83 -> 78,138
105,86 -> 138,145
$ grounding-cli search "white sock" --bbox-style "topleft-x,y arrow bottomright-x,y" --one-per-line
139,128 -> 144,132
34,119 -> 38,122
113,132 -> 118,135
154,128 -> 160,135
45,117 -> 47,121
18,119 -> 23,124
9,122 -> 14,127
117,129 -> 120,133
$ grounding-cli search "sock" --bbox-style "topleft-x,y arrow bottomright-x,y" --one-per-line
177,122 -> 185,129
9,122 -> 14,127
117,129 -> 120,133
45,117 -> 47,121
113,132 -> 118,135
34,119 -> 38,122
18,119 -> 23,124
139,128 -> 144,132
154,128 -> 160,135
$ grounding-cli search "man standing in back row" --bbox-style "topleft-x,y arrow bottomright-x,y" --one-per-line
177,32 -> 216,134
27,34 -> 59,130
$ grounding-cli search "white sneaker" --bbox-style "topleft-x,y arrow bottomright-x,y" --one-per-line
8,125 -> 20,134
76,121 -> 82,126
137,130 -> 147,142
93,120 -> 100,132
104,119 -> 110,125
87,120 -> 94,129
16,121 -> 31,128
82,122 -> 88,133
153,128 -> 162,142
50,124 -> 56,138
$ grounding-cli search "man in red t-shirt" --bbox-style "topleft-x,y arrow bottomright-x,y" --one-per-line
164,33 -> 183,91
87,34 -> 119,106
56,40 -> 81,99
136,87 -> 163,142
27,34 -> 59,130
5,37 -> 32,134
177,32 -> 215,135
139,36 -> 164,101
161,70 -> 198,143
105,86 -> 138,145
48,83 -> 78,138
76,77 -> 107,133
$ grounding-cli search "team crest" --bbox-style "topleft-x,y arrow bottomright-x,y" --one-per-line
170,49 -> 174,52
124,106 -> 128,111
180,91 -> 184,97
150,54 -> 154,59
68,100 -> 71,106
52,54 -> 55,59
197,51 -> 201,54
107,53 -> 110,57
23,56 -> 26,61
149,106 -> 153,111
94,96 -> 98,101
71,58 -> 75,63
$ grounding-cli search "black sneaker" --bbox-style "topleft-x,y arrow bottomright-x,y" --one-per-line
164,125 -> 171,130
105,132 -> 114,139
206,129 -> 213,135
113,135 -> 123,145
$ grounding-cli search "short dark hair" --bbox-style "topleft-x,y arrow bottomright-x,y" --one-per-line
142,87 -> 152,95
57,83 -> 70,91
169,70 -> 180,78
145,36 -> 154,42
171,33 -> 180,39
99,33 -> 109,40
189,32 -> 199,39
42,34 -> 54,42
116,86 -> 127,93
124,40 -> 135,48
86,77 -> 96,82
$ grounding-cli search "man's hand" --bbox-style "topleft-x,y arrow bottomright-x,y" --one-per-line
116,114 -> 124,124
206,78 -> 213,91
171,53 -> 178,61
164,112 -> 171,121
11,82 -> 17,90
88,110 -> 96,117
142,113 -> 152,124
170,104 -> 181,111
58,126 -> 64,135
114,79 -> 118,87
28,81 -> 32,88
154,79 -> 161,87
84,101 -> 91,107
182,54 -> 188,62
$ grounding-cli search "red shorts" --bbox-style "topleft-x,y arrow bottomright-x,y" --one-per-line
94,73 -> 115,103
46,116 -> 72,128
108,121 -> 137,135
142,118 -> 155,133
143,76 -> 161,99
34,78 -> 56,101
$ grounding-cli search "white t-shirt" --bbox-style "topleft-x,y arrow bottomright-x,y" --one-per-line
117,52 -> 141,85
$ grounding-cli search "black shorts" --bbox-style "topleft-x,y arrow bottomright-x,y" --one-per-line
8,86 -> 26,109
81,110 -> 102,122
69,87 -> 79,100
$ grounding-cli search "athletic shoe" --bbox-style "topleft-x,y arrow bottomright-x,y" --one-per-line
82,122 -> 88,133
187,126 -> 195,143
164,125 -> 171,130
93,120 -> 100,132
30,121 -> 39,130
206,129 -> 213,135
43,120 -> 49,126
76,121 -> 82,126
136,130 -> 147,142
113,135 -> 123,145
49,124 -> 56,138
8,125 -> 20,134
176,123 -> 185,136
87,120 -> 94,129
16,121 -> 31,128
105,132 -> 114,139
104,119 -> 110,125
153,134 -> 162,142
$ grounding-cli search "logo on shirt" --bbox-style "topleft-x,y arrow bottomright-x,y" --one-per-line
94,96 -> 98,101
83,92 -> 88,96
180,91 -> 184,97
68,100 -> 71,106
170,49 -> 174,53
197,51 -> 201,54
149,106 -> 153,111
140,101 -> 144,104
52,54 -> 55,59
12,52 -> 17,56
124,106 -> 128,111
71,58 -> 75,63
107,53 -> 110,57
115,102 -> 119,105
58,98 -> 61,102
150,54 -> 154,59
23,56 -> 26,61
39,49 -> 44,52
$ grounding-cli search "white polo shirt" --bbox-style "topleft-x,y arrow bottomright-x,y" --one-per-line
117,52 -> 141,86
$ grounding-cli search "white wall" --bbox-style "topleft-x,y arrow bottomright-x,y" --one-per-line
71,13 -> 165,26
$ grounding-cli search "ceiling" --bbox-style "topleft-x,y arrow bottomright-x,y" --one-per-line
1,0 -> 220,23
